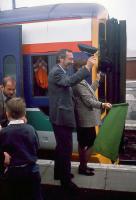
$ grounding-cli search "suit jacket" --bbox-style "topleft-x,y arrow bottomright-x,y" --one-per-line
48,64 -> 90,127
72,79 -> 102,127
0,92 -> 7,127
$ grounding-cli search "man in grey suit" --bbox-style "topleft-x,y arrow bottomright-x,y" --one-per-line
48,49 -> 96,192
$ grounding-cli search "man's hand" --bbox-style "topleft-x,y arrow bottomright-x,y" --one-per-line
85,56 -> 96,72
4,152 -> 11,166
102,103 -> 112,109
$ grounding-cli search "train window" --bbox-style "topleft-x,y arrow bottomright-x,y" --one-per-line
3,55 -> 16,80
26,53 -> 57,108
32,55 -> 48,97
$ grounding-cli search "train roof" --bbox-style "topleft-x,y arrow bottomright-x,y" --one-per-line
0,3 -> 108,25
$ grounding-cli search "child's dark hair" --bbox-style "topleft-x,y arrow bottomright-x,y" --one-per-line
6,97 -> 26,119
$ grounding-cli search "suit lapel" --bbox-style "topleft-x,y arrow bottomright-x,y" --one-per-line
57,64 -> 66,74
81,80 -> 95,95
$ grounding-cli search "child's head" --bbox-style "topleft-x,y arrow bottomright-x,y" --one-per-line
6,97 -> 26,120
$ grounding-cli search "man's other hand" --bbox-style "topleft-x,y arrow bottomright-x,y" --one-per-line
4,152 -> 11,166
85,56 -> 96,71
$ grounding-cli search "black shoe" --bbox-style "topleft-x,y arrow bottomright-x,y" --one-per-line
54,173 -> 74,180
61,181 -> 79,194
78,167 -> 95,176
87,166 -> 95,171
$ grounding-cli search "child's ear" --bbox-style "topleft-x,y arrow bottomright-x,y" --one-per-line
22,116 -> 27,123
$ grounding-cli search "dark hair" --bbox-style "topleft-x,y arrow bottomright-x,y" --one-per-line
6,97 -> 26,119
2,76 -> 16,87
57,49 -> 72,63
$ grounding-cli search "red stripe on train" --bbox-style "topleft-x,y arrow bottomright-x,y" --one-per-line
22,41 -> 92,54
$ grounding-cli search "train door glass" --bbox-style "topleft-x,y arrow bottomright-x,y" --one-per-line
3,55 -> 16,80
32,55 -> 48,97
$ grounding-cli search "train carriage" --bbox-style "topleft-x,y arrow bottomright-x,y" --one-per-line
0,3 -> 126,163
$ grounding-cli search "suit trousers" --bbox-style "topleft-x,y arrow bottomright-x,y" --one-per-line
52,124 -> 73,183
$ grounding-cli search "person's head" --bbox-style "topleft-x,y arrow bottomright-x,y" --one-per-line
2,76 -> 16,98
57,49 -> 74,69
6,97 -> 26,120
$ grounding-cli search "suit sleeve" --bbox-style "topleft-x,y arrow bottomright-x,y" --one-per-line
73,83 -> 102,109
0,94 -> 8,127
91,80 -> 99,91
53,67 -> 90,87
0,132 -> 5,167
33,129 -> 40,150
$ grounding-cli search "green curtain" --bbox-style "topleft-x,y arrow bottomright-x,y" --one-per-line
93,103 -> 128,161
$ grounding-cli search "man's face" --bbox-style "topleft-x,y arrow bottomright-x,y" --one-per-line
3,81 -> 16,98
63,51 -> 74,68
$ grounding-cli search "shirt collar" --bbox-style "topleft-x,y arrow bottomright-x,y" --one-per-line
2,92 -> 8,101
8,120 -> 25,125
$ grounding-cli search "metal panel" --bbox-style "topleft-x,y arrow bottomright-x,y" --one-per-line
0,25 -> 22,96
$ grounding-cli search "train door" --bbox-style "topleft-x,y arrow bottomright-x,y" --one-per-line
0,25 -> 22,96
99,18 -> 126,104
89,18 -> 127,164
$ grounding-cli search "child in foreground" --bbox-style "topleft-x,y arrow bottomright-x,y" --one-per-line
0,97 -> 43,200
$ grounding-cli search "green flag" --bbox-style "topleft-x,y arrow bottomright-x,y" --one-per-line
93,103 -> 128,162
